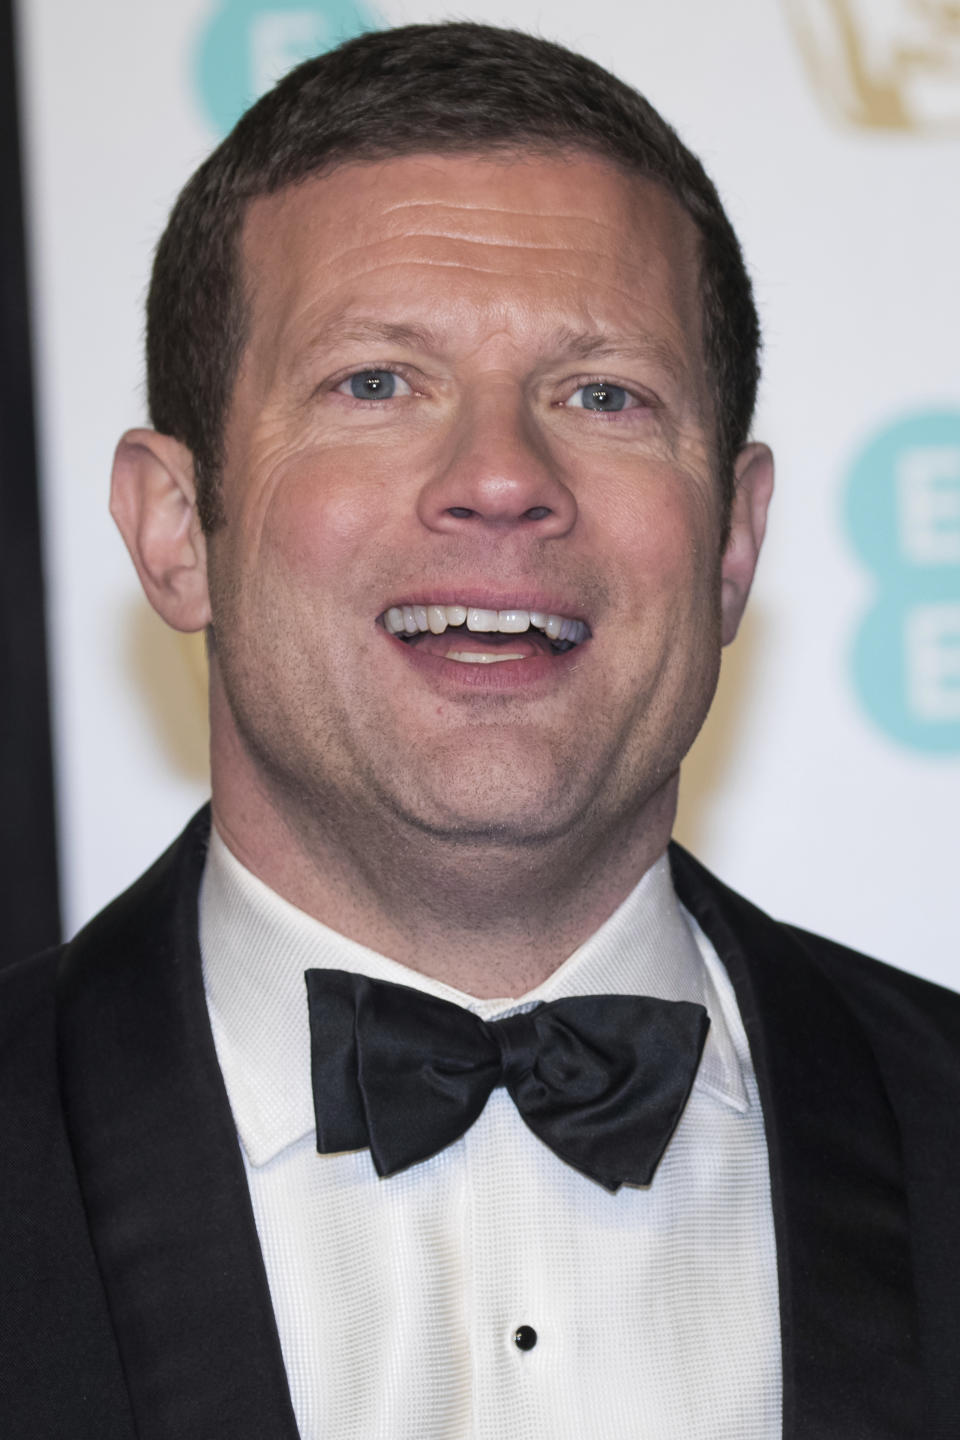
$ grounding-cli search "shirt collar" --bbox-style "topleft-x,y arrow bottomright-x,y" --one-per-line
200,828 -> 749,1169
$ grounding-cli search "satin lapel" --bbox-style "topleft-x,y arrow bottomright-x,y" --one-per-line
56,809 -> 300,1440
670,845 -> 921,1440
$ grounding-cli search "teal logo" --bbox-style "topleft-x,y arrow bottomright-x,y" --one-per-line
845,410 -> 960,753
196,0 -> 379,137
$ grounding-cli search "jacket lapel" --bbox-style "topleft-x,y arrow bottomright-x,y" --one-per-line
671,844 -> 921,1440
56,809 -> 300,1440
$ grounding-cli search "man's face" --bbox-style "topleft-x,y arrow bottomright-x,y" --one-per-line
205,151 -> 760,850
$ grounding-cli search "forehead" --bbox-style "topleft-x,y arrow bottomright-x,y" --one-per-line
238,150 -> 704,378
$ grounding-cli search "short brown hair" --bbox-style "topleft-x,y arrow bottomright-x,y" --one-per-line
147,21 -> 761,531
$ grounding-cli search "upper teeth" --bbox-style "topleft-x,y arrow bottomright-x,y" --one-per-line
383,604 -> 588,644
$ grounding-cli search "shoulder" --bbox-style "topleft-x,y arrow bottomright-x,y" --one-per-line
784,918 -> 960,1018
672,838 -> 959,1015
0,807 -> 211,1101
782,920 -> 960,1090
62,806 -> 211,970
0,812 -> 213,1429
671,839 -> 960,1101
0,946 -> 63,1122
0,951 -> 138,1431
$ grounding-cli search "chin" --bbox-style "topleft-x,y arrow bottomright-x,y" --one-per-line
383,746 -> 587,846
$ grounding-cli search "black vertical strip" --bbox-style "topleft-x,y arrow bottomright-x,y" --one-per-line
0,0 -> 62,963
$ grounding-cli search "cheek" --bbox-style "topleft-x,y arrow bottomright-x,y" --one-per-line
258,448 -> 399,578
597,467 -> 720,605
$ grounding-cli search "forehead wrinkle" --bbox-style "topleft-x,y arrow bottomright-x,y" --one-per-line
285,250 -> 671,321
369,231 -> 628,257
273,207 -> 682,285
279,254 -> 687,339
300,255 -> 687,307
250,217 -> 691,353
332,230 -> 677,289
377,203 -> 638,242
380,197 -> 616,219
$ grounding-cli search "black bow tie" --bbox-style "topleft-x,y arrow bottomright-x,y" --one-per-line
306,969 -> 709,1191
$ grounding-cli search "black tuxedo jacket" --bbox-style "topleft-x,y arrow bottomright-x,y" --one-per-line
2,807 -> 959,1438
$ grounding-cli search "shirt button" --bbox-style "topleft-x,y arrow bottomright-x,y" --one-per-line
513,1325 -> 538,1351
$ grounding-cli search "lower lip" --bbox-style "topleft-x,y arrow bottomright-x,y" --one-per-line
385,633 -> 587,690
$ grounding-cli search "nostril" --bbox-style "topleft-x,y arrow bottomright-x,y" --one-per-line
523,506 -> 552,521
447,507 -> 475,519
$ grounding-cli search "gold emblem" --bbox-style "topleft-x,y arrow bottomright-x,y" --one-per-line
784,0 -> 960,132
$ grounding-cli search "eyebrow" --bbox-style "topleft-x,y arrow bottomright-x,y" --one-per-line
291,317 -> 691,391
551,328 -> 690,387
298,319 -> 441,361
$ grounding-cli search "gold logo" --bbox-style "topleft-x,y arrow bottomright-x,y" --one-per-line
785,0 -> 960,132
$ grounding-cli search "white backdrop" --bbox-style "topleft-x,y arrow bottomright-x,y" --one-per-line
16,0 -> 960,981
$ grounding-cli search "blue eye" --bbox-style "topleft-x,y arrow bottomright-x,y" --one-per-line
571,383 -> 630,412
349,369 -> 398,399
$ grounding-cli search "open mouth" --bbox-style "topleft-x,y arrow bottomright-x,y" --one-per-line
381,603 -> 590,664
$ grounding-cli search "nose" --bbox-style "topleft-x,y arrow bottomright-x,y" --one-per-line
416,381 -> 578,538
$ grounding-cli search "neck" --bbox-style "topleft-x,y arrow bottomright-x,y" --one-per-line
211,750 -> 677,1000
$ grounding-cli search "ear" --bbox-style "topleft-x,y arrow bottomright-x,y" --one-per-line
110,429 -> 212,633
719,441 -> 774,646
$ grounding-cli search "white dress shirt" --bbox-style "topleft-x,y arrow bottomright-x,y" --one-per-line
200,830 -> 781,1440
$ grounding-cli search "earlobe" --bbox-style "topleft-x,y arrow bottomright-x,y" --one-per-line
719,442 -> 774,646
110,429 -> 212,633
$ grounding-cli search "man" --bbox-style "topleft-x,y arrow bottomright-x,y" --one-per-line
2,21 -> 958,1440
